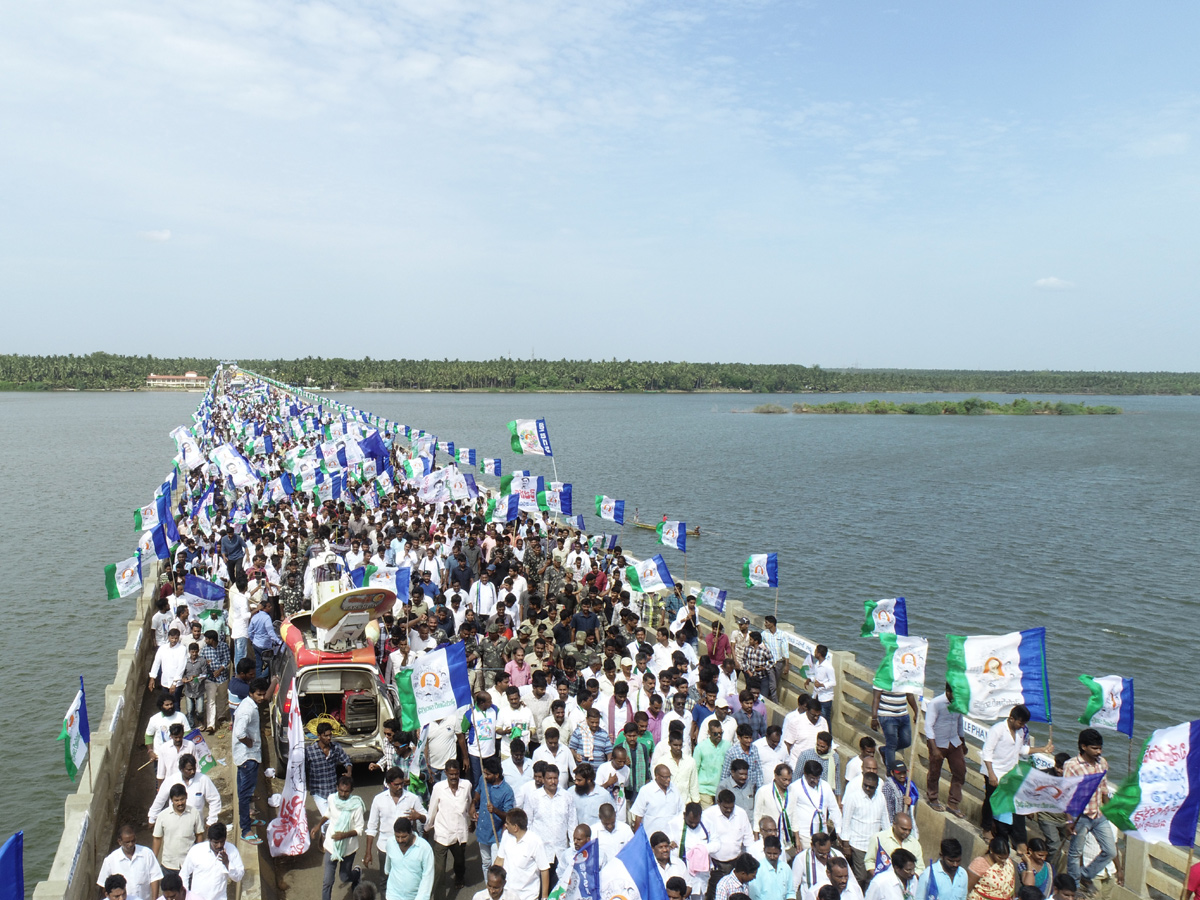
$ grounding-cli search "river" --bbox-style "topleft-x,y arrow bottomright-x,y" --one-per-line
5,389 -> 1198,893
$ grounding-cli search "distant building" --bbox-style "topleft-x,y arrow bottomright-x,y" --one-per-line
146,371 -> 206,388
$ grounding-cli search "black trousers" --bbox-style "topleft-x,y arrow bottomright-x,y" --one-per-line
432,840 -> 466,900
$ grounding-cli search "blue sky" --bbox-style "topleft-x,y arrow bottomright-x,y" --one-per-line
2,2 -> 1197,369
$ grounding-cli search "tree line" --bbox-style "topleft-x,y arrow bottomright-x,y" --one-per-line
1,352 -> 1198,394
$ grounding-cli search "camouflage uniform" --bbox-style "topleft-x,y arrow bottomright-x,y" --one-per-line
451,631 -> 481,676
523,545 -> 545,591
479,631 -> 508,689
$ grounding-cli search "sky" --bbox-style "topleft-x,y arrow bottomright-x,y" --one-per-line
2,1 -> 1198,369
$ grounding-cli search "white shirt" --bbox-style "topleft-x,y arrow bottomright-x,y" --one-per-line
595,761 -> 630,816
700,803 -> 753,862
631,782 -> 683,838
516,779 -> 545,811
425,716 -> 460,769
156,739 -> 189,782
180,841 -> 245,900
754,737 -> 790,786
148,772 -> 222,825
466,707 -> 498,758
97,846 -> 163,900
527,788 -> 577,852
787,777 -> 843,841
497,830 -> 551,900
145,710 -> 190,752
590,820 -> 634,865
150,643 -> 189,689
864,868 -> 912,900
228,588 -> 251,639
802,876 -> 864,900
792,846 -> 847,893
366,789 -> 427,841
469,580 -> 499,618
784,712 -> 829,762
533,744 -> 575,781
322,794 -> 366,858
839,785 -> 890,850
503,757 -> 535,793
497,703 -> 535,759
659,711 -> 694,754
924,694 -> 965,748
981,720 -> 1030,778
810,659 -> 836,702
427,780 -> 473,845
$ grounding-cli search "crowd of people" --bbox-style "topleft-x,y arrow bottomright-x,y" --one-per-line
98,371 -> 1123,900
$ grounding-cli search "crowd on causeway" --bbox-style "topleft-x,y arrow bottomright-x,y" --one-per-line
96,368 -> 1126,900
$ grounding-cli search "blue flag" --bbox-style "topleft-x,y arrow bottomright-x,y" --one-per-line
394,567 -> 411,603
573,837 -> 601,900
565,515 -> 585,530
874,842 -> 892,874
0,831 -> 23,900
181,575 -> 226,619
150,524 -> 171,560
616,828 -> 667,900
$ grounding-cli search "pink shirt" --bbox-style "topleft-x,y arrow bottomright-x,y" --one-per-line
506,660 -> 533,687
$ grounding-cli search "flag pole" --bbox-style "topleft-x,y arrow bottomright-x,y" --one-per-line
774,586 -> 780,618
1180,845 -> 1195,900
86,742 -> 93,791
907,704 -> 923,804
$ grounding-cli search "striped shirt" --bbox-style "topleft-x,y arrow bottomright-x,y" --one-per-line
761,629 -> 791,665
877,691 -> 909,717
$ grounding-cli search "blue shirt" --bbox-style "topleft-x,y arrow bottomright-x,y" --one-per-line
476,778 -> 515,845
750,857 -> 793,900
247,611 -> 279,652
384,834 -> 435,900
915,861 -> 969,900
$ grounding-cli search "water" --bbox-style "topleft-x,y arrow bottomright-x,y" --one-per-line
5,389 -> 1199,891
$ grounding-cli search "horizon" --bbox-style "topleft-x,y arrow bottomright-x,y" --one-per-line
2,2 -> 1197,368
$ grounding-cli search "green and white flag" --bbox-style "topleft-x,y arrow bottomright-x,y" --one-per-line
394,644 -> 473,730
990,760 -> 1106,819
872,634 -> 928,695
626,555 -> 673,594
861,598 -> 908,638
104,555 -> 142,600
133,502 -> 160,532
57,678 -> 90,781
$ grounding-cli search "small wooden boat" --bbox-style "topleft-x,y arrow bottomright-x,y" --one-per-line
632,513 -> 701,536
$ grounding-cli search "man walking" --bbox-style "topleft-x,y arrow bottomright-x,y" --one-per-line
313,775 -> 365,900
924,683 -> 966,817
232,678 -> 269,844
1065,729 -> 1114,896
427,761 -> 473,900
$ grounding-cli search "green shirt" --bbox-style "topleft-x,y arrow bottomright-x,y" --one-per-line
693,737 -> 731,794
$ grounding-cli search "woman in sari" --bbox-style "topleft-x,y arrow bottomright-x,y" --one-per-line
968,837 -> 1019,900
1017,838 -> 1055,898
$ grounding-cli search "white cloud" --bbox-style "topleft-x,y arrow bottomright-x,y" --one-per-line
139,229 -> 171,242
1034,276 -> 1074,291
1125,133 -> 1189,159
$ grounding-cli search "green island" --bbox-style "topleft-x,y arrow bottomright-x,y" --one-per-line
0,352 -> 1194,394
748,398 -> 1122,415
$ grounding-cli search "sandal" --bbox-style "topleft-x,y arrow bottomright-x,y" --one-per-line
241,833 -> 262,845
949,807 -> 967,819
929,801 -> 947,812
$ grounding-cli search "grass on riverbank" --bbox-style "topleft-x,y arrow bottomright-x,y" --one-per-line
746,398 -> 1123,415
